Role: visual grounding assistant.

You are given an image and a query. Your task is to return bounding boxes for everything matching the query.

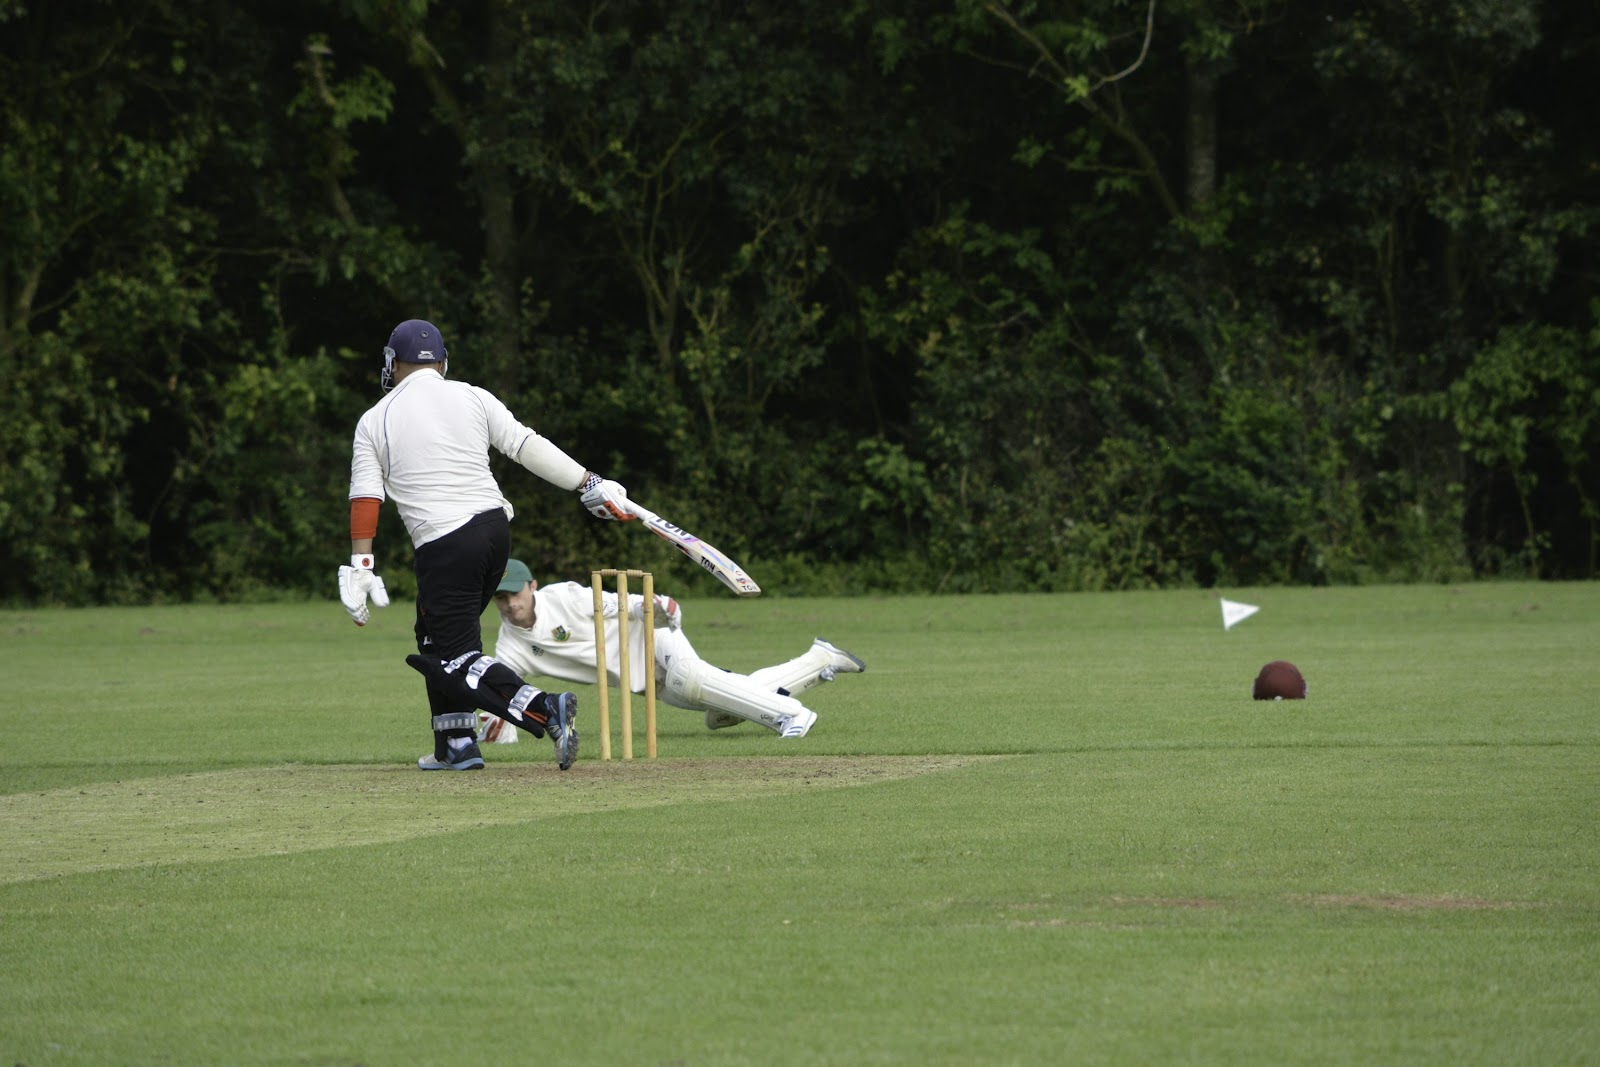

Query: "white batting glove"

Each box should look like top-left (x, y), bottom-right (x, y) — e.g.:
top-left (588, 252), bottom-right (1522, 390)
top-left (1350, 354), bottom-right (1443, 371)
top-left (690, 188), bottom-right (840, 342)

top-left (338, 553), bottom-right (390, 626)
top-left (578, 473), bottom-right (633, 521)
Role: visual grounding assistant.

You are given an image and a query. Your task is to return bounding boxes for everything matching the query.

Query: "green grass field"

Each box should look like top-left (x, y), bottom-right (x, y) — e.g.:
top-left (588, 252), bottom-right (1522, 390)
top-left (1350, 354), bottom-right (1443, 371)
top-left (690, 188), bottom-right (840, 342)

top-left (3, 581), bottom-right (1597, 1065)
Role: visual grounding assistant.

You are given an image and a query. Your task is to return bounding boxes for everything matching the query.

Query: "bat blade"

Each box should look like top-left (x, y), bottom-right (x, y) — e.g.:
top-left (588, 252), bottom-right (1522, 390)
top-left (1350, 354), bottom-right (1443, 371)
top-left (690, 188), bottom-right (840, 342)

top-left (625, 503), bottom-right (762, 597)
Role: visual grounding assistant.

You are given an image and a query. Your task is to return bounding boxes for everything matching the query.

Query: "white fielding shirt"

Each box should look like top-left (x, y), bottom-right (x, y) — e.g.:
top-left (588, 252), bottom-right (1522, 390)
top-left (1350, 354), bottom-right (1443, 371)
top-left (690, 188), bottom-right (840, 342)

top-left (349, 369), bottom-right (587, 547)
top-left (494, 582), bottom-right (698, 694)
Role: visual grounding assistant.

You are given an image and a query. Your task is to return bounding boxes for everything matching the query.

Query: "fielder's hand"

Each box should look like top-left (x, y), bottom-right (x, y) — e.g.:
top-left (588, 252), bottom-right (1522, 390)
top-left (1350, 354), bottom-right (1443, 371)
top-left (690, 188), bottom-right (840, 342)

top-left (578, 473), bottom-right (633, 521)
top-left (631, 594), bottom-right (682, 630)
top-left (339, 553), bottom-right (390, 626)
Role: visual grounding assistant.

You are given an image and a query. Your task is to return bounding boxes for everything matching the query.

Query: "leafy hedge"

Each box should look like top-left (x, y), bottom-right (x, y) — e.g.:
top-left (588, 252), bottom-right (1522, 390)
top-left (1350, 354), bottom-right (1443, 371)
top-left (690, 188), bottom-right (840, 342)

top-left (2, 0), bottom-right (1595, 604)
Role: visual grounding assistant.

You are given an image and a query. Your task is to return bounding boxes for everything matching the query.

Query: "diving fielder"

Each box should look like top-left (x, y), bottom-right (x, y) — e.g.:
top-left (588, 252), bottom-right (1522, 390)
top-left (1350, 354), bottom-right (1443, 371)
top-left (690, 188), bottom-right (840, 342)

top-left (486, 559), bottom-right (866, 741)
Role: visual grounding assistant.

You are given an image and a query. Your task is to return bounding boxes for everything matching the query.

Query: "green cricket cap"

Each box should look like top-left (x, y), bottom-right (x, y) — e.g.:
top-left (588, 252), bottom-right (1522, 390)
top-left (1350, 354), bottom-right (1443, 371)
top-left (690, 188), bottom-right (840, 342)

top-left (497, 559), bottom-right (533, 594)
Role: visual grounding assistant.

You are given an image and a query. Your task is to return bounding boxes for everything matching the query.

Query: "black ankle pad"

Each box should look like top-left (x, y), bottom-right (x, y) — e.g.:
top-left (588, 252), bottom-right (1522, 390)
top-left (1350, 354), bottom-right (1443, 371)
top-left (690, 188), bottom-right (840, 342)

top-left (432, 712), bottom-right (477, 734)
top-left (509, 685), bottom-right (541, 720)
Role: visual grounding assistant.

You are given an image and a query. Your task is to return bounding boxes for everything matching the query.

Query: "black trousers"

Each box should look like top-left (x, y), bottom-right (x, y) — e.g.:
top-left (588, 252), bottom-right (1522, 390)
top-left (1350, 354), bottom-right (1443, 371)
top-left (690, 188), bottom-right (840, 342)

top-left (412, 509), bottom-right (511, 719)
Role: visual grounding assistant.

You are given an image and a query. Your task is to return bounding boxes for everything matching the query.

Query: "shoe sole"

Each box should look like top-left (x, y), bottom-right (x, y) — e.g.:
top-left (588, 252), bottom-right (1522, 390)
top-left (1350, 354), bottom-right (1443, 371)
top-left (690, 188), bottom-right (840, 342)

top-left (815, 637), bottom-right (866, 673)
top-left (417, 756), bottom-right (486, 771)
top-left (549, 693), bottom-right (579, 770)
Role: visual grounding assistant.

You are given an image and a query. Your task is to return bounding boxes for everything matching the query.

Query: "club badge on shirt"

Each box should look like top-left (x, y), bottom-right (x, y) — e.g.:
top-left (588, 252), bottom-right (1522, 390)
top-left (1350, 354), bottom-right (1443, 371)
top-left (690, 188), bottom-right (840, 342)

top-left (551, 626), bottom-right (571, 642)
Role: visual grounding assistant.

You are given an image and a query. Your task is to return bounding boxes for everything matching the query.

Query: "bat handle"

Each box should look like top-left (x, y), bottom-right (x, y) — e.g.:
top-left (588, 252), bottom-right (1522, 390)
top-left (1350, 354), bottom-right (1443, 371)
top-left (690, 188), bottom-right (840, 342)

top-left (624, 500), bottom-right (659, 524)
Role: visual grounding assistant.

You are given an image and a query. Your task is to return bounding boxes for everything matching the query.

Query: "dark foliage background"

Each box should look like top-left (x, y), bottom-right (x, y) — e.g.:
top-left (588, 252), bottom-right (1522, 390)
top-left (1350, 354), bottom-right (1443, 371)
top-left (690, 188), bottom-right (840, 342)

top-left (3, 0), bottom-right (1596, 604)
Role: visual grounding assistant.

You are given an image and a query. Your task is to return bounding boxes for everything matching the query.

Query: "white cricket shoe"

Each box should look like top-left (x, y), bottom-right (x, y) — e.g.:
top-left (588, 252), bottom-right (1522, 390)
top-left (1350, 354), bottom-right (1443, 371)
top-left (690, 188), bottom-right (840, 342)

top-left (705, 709), bottom-right (744, 730)
top-left (777, 709), bottom-right (817, 738)
top-left (813, 638), bottom-right (866, 681)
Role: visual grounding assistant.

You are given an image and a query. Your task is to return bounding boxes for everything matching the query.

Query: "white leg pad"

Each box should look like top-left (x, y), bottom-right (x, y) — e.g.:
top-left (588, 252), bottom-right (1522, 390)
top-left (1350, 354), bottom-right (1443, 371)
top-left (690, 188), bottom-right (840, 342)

top-left (748, 644), bottom-right (835, 697)
top-left (664, 655), bottom-right (816, 736)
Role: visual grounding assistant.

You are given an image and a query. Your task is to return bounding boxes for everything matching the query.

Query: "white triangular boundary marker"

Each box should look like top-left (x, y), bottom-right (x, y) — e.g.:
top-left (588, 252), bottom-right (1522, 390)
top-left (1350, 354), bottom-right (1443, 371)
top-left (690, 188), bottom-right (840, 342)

top-left (1220, 598), bottom-right (1259, 631)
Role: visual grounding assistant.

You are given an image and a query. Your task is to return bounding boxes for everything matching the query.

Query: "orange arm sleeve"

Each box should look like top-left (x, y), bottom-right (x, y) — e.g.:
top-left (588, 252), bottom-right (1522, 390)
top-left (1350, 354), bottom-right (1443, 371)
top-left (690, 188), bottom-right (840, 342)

top-left (350, 497), bottom-right (381, 541)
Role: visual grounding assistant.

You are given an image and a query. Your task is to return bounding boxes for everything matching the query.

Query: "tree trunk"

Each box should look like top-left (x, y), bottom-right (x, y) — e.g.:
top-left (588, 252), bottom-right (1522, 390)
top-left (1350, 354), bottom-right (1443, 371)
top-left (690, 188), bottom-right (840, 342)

top-left (1185, 55), bottom-right (1219, 211)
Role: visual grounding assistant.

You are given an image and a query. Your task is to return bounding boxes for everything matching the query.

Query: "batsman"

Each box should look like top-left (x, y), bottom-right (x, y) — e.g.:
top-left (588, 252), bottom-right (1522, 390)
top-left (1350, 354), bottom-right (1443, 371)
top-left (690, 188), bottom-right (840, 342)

top-left (341, 318), bottom-right (635, 772)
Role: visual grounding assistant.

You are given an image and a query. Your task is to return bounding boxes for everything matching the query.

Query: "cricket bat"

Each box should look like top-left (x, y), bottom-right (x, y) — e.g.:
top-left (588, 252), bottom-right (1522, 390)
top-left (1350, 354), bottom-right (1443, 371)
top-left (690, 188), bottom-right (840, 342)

top-left (624, 502), bottom-right (762, 597)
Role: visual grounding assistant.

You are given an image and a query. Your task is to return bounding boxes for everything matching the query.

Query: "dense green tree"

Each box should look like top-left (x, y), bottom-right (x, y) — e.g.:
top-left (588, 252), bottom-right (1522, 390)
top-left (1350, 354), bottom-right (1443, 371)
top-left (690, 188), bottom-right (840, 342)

top-left (1, 1), bottom-right (245, 601)
top-left (1, 0), bottom-right (1595, 604)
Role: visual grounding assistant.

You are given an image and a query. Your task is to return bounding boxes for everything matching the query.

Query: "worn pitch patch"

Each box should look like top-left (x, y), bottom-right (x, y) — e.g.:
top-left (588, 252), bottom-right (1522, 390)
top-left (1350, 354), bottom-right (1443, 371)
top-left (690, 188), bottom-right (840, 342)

top-left (2, 755), bottom-right (997, 884)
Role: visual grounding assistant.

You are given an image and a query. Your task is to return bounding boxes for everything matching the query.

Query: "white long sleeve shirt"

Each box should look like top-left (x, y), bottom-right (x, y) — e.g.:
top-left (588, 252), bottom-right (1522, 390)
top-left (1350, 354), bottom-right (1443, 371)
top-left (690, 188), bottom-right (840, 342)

top-left (494, 582), bottom-right (698, 694)
top-left (349, 369), bottom-right (586, 547)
